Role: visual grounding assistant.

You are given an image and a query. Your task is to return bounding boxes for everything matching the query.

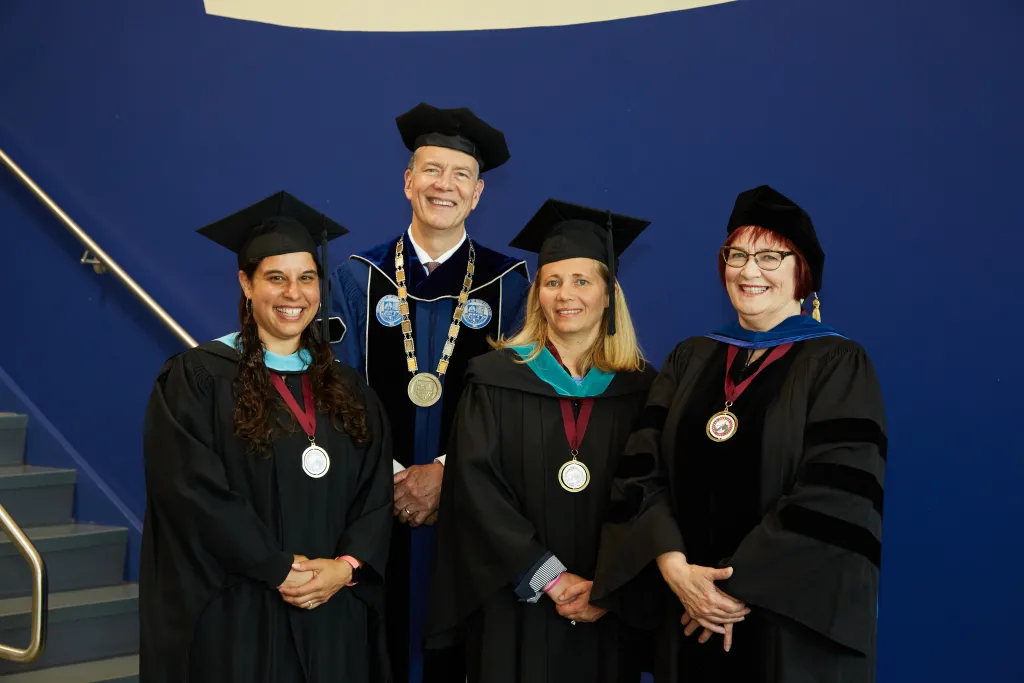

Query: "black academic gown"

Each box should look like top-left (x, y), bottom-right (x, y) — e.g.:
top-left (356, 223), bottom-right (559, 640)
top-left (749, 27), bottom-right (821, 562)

top-left (426, 349), bottom-right (658, 683)
top-left (593, 336), bottom-right (886, 683)
top-left (139, 341), bottom-right (394, 683)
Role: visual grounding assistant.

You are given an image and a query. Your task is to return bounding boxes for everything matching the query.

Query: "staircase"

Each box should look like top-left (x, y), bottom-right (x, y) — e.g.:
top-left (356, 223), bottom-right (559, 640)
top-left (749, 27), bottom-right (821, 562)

top-left (0, 413), bottom-right (139, 682)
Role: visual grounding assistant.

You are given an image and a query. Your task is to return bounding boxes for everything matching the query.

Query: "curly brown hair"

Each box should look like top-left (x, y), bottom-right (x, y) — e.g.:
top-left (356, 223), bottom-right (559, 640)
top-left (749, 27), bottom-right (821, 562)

top-left (232, 260), bottom-right (371, 453)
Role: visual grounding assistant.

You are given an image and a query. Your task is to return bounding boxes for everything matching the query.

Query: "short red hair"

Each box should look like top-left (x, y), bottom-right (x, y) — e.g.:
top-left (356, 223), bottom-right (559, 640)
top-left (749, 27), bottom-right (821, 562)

top-left (718, 225), bottom-right (814, 301)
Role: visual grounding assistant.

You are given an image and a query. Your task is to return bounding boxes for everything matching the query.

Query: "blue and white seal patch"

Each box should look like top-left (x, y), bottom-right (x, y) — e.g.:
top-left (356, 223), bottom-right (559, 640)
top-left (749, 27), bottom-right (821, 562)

top-left (376, 294), bottom-right (403, 327)
top-left (461, 298), bottom-right (493, 330)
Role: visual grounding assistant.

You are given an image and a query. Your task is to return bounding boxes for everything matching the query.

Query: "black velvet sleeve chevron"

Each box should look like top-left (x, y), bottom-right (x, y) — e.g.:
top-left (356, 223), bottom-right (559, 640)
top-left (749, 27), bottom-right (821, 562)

top-left (722, 341), bottom-right (887, 657)
top-left (591, 341), bottom-right (692, 616)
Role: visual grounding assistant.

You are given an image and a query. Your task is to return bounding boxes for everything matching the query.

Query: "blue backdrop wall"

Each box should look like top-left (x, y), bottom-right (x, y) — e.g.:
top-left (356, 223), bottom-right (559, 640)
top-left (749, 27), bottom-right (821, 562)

top-left (1, 0), bottom-right (1021, 680)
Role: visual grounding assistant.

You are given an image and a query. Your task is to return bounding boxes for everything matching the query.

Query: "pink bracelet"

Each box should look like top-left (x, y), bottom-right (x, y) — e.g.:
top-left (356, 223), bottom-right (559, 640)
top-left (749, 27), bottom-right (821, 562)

top-left (542, 573), bottom-right (565, 593)
top-left (337, 555), bottom-right (360, 586)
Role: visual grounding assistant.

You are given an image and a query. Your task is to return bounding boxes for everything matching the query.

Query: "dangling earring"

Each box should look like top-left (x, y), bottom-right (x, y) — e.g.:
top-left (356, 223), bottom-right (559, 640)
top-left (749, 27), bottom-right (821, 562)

top-left (811, 292), bottom-right (821, 322)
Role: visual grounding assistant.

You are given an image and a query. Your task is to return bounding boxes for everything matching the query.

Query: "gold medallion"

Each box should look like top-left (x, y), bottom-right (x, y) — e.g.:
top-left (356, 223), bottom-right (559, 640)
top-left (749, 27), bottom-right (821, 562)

top-left (395, 236), bottom-right (475, 406)
top-left (407, 372), bottom-right (442, 407)
top-left (558, 456), bottom-right (590, 493)
top-left (706, 409), bottom-right (738, 442)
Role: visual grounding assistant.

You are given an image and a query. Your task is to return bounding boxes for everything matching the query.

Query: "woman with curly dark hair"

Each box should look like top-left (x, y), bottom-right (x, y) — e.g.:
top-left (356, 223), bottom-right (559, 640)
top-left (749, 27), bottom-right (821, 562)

top-left (139, 192), bottom-right (393, 683)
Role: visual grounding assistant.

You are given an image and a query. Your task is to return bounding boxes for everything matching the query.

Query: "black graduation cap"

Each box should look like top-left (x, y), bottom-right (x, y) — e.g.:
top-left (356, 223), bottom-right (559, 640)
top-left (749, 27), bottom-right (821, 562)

top-left (509, 199), bottom-right (651, 335)
top-left (396, 103), bottom-right (510, 173)
top-left (726, 185), bottom-right (825, 292)
top-left (196, 190), bottom-right (349, 343)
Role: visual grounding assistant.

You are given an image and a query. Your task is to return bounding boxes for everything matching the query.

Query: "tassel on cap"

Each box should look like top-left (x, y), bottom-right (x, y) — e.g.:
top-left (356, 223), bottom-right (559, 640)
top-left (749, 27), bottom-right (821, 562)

top-left (320, 221), bottom-right (330, 343)
top-left (811, 292), bottom-right (821, 322)
top-left (605, 210), bottom-right (617, 336)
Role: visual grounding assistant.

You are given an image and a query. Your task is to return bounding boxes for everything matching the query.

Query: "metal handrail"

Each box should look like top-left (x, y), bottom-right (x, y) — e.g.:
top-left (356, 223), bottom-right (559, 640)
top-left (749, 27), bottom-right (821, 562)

top-left (1, 148), bottom-right (198, 348)
top-left (0, 502), bottom-right (47, 663)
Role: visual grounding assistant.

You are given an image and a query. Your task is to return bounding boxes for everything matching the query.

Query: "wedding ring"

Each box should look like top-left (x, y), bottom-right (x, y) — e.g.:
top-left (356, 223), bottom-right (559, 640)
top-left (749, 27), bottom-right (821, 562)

top-left (307, 600), bottom-right (313, 609)
top-left (404, 507), bottom-right (411, 516)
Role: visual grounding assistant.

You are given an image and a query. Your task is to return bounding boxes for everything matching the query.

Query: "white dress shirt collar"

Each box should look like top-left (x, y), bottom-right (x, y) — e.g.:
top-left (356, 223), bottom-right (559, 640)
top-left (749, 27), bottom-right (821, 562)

top-left (406, 226), bottom-right (467, 274)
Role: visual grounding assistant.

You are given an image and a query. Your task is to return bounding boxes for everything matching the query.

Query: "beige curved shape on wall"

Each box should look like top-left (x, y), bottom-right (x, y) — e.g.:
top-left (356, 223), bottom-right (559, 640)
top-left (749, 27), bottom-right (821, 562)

top-left (203, 0), bottom-right (734, 32)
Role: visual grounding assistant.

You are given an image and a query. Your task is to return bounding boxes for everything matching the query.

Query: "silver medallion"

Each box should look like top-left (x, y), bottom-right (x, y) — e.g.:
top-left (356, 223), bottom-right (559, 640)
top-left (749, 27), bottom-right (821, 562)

top-left (706, 409), bottom-right (739, 442)
top-left (302, 444), bottom-right (331, 478)
top-left (407, 372), bottom-right (442, 407)
top-left (558, 458), bottom-right (591, 493)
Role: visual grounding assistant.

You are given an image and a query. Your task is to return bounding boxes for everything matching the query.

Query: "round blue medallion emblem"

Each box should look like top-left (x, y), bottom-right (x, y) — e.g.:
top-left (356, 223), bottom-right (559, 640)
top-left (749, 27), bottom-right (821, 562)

top-left (462, 298), bottom-right (493, 330)
top-left (376, 294), bottom-right (403, 327)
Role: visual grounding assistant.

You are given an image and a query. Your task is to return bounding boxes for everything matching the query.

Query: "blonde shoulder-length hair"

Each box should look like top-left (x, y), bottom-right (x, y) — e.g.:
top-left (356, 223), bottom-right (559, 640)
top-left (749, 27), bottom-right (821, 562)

top-left (491, 262), bottom-right (646, 374)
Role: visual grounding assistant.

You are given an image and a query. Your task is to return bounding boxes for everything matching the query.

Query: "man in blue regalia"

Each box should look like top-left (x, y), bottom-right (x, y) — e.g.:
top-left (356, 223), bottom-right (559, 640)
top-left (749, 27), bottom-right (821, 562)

top-left (329, 102), bottom-right (530, 683)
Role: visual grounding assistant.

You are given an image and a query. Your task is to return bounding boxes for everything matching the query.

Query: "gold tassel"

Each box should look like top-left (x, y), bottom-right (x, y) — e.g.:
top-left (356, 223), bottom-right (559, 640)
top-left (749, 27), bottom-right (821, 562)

top-left (811, 292), bottom-right (821, 322)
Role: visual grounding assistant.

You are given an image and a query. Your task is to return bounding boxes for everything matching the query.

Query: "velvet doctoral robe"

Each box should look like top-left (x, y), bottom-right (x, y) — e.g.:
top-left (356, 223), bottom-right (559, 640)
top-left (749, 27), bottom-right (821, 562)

top-left (329, 234), bottom-right (530, 683)
top-left (593, 334), bottom-right (887, 683)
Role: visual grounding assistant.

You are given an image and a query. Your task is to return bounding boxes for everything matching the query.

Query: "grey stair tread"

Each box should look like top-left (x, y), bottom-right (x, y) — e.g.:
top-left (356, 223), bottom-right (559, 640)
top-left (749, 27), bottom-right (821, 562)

top-left (0, 525), bottom-right (129, 599)
top-left (0, 585), bottom-right (139, 675)
top-left (0, 465), bottom-right (73, 474)
top-left (0, 417), bottom-right (28, 466)
top-left (0, 524), bottom-right (127, 556)
top-left (0, 584), bottom-right (138, 622)
top-left (0, 466), bottom-right (76, 490)
top-left (0, 467), bottom-right (75, 527)
top-left (0, 470), bottom-right (75, 527)
top-left (0, 654), bottom-right (139, 682)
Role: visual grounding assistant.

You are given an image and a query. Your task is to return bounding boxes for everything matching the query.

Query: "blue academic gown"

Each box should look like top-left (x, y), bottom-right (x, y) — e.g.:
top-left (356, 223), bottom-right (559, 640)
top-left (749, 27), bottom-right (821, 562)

top-left (329, 232), bottom-right (530, 683)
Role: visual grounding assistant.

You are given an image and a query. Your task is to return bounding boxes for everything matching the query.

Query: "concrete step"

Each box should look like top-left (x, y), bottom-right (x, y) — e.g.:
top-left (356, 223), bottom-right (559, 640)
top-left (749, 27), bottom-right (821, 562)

top-left (0, 654), bottom-right (138, 682)
top-left (0, 525), bottom-right (127, 599)
top-left (0, 466), bottom-right (76, 527)
top-left (0, 414), bottom-right (27, 466)
top-left (0, 585), bottom-right (138, 674)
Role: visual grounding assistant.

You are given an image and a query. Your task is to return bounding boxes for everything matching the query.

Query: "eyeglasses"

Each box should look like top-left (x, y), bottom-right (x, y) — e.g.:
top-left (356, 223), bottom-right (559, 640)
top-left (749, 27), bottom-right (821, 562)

top-left (720, 247), bottom-right (794, 271)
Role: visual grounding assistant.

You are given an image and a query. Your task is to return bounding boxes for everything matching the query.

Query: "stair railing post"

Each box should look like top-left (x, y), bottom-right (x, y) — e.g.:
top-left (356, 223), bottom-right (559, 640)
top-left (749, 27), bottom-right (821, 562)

top-left (0, 501), bottom-right (47, 663)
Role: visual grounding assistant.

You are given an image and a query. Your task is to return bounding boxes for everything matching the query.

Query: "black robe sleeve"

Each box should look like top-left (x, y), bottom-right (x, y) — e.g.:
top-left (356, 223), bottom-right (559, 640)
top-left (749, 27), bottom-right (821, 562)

top-left (426, 382), bottom-right (552, 641)
top-left (335, 378), bottom-right (394, 580)
top-left (592, 342), bottom-right (691, 610)
top-left (143, 351), bottom-right (294, 588)
top-left (721, 341), bottom-right (886, 656)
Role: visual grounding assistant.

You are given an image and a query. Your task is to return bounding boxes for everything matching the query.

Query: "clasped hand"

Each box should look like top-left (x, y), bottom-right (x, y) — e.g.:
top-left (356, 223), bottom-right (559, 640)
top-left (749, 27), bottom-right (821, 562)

top-left (657, 552), bottom-right (750, 652)
top-left (394, 463), bottom-right (443, 527)
top-left (277, 554), bottom-right (353, 610)
top-left (547, 573), bottom-right (607, 623)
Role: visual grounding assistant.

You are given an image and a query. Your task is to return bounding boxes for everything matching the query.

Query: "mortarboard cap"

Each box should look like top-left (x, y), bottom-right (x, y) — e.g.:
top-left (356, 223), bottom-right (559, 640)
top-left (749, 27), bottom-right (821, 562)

top-left (197, 191), bottom-right (348, 269)
top-left (510, 198), bottom-right (651, 335)
top-left (196, 190), bottom-right (349, 343)
top-left (726, 185), bottom-right (825, 291)
top-left (396, 103), bottom-right (510, 173)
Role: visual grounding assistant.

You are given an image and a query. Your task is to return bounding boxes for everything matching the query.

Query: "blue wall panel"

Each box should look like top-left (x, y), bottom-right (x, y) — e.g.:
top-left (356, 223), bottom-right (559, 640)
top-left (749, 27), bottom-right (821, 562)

top-left (1, 0), bottom-right (1021, 679)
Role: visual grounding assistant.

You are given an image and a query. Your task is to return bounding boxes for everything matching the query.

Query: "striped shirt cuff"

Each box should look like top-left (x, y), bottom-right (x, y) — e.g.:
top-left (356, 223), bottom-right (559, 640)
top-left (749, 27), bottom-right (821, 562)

top-left (513, 553), bottom-right (567, 603)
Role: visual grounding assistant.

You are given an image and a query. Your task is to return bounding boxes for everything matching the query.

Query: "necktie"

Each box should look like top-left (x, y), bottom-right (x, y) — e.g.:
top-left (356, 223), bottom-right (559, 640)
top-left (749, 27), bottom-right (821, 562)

top-left (424, 261), bottom-right (441, 274)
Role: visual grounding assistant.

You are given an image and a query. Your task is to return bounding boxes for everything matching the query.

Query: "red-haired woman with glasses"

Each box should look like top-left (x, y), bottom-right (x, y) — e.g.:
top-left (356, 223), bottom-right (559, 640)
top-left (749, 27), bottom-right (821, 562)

top-left (593, 186), bottom-right (887, 682)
